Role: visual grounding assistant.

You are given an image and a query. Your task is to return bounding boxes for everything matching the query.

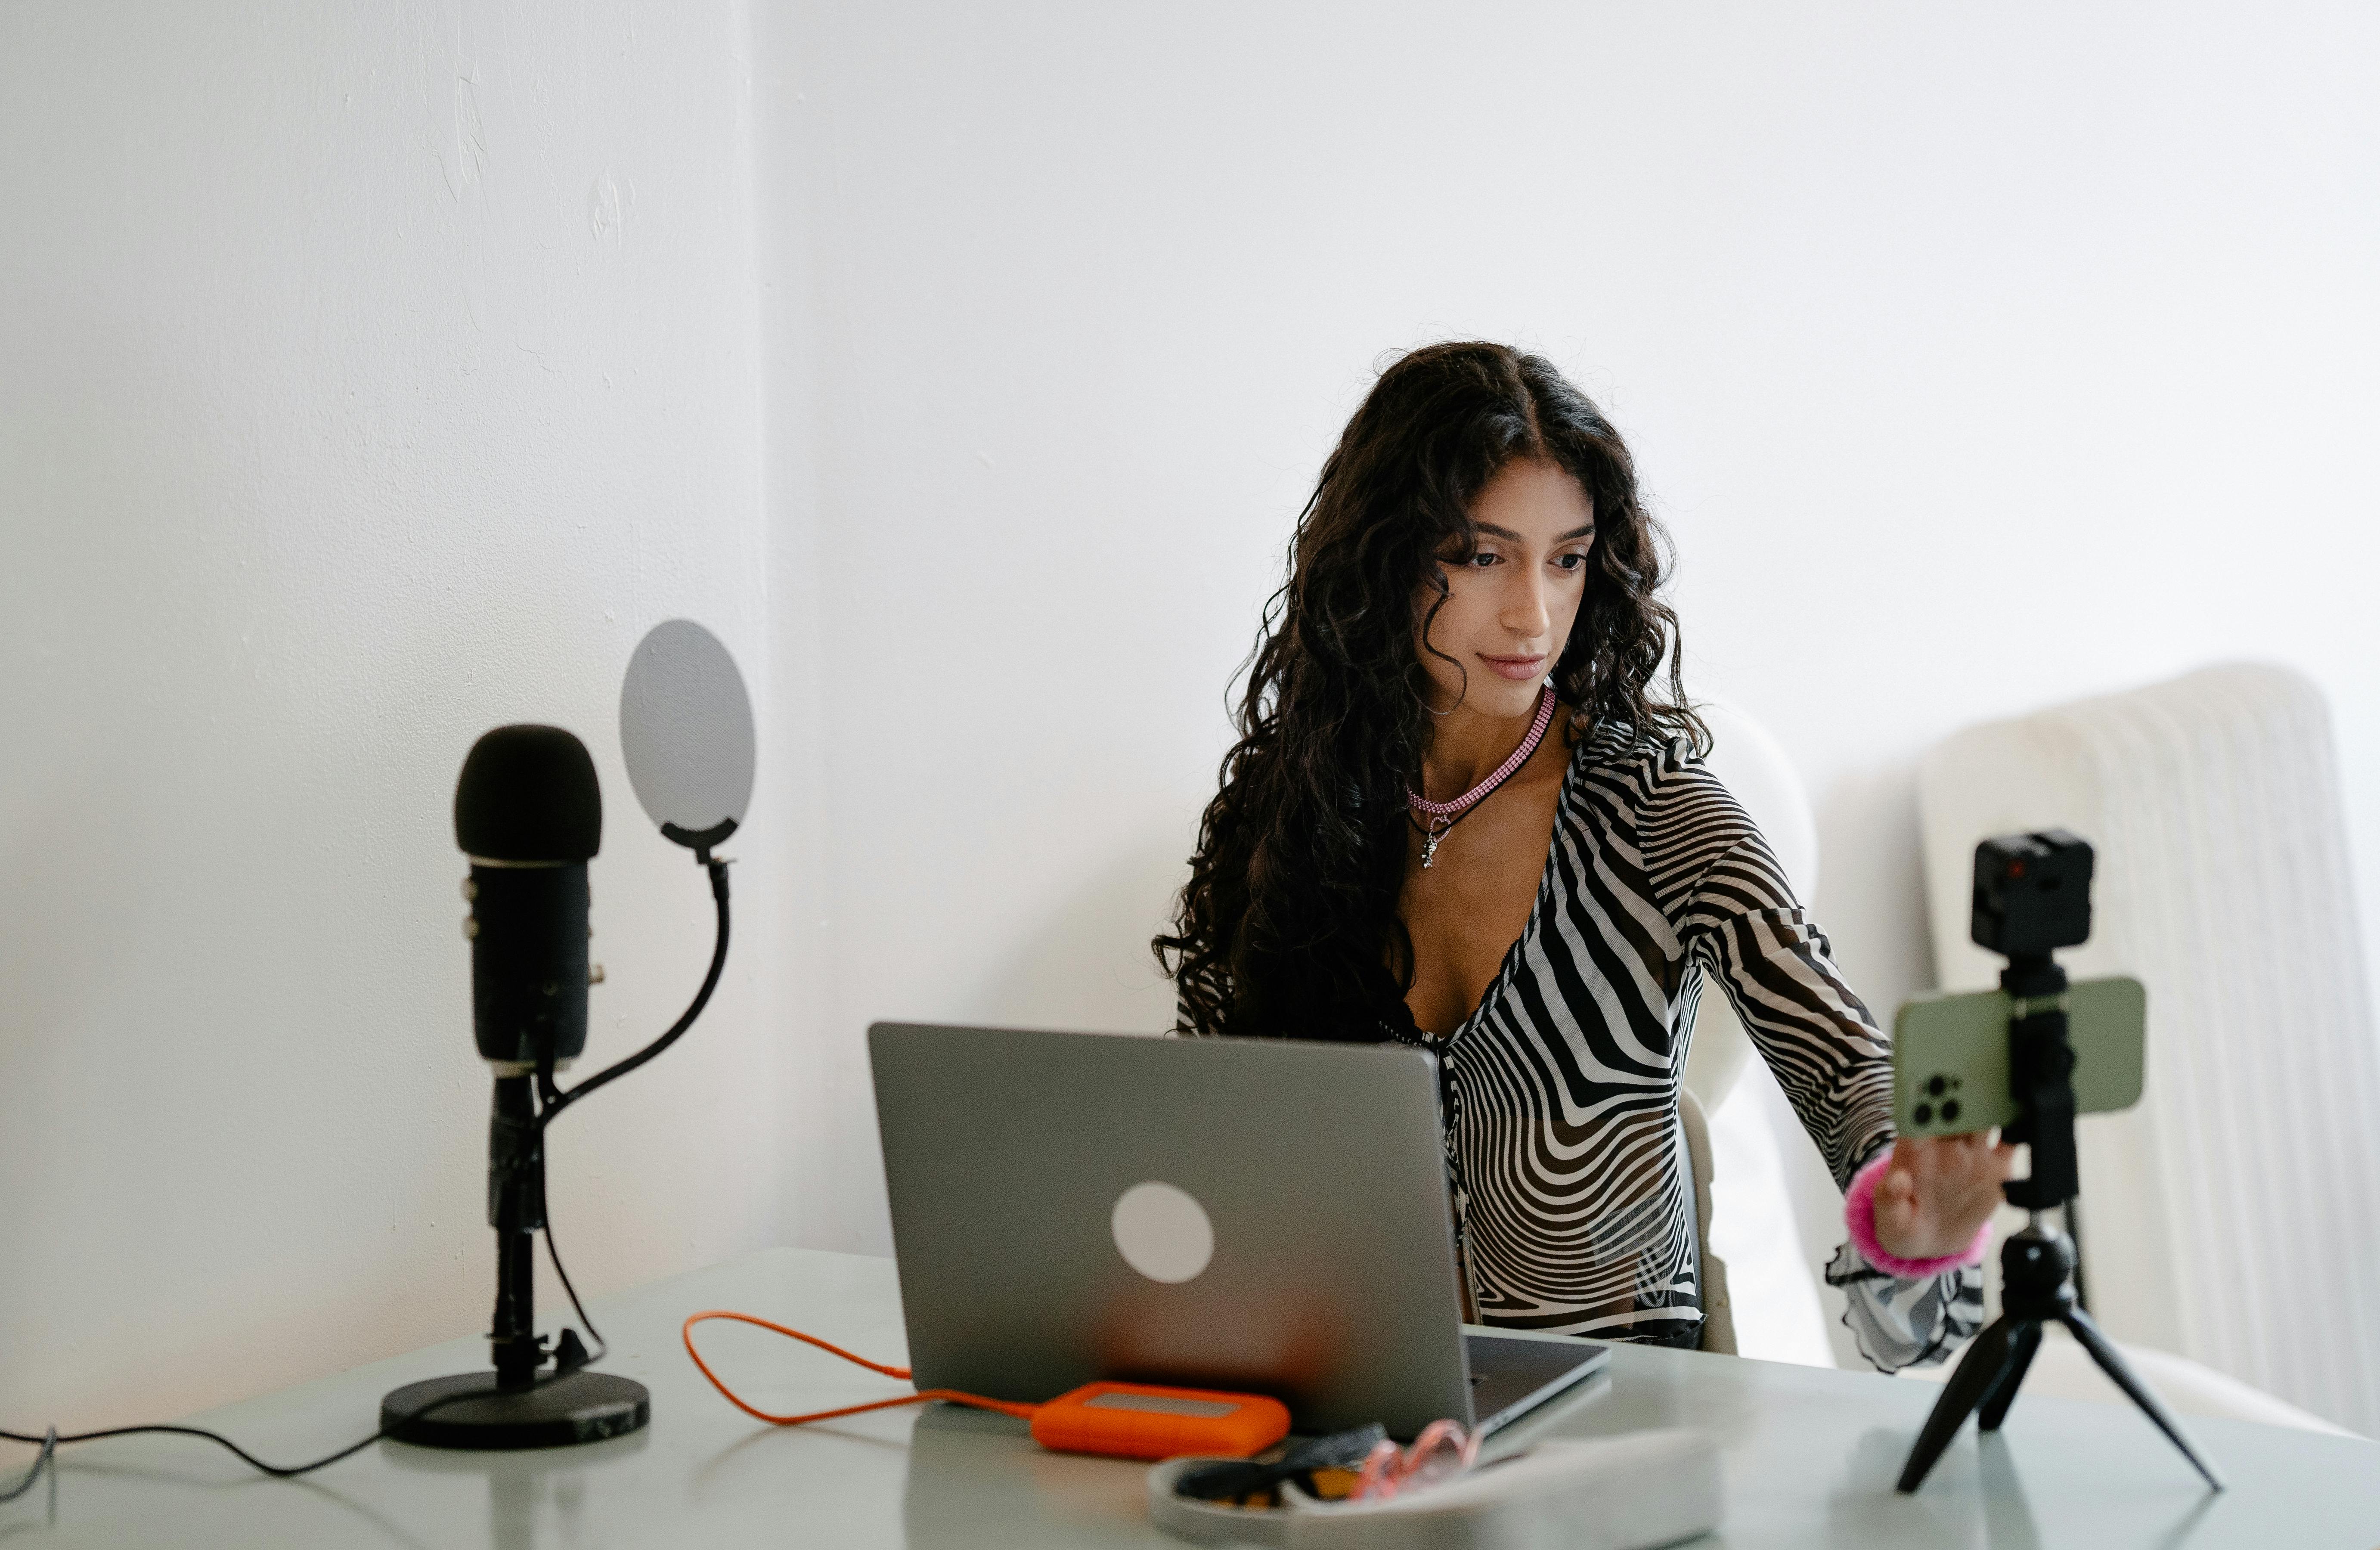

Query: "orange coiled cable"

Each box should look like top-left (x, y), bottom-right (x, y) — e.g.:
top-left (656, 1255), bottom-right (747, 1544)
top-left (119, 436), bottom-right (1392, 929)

top-left (682, 1310), bottom-right (1039, 1426)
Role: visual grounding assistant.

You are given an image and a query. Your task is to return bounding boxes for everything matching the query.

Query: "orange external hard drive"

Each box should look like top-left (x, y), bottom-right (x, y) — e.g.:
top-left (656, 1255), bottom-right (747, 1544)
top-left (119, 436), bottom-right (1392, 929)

top-left (1029, 1382), bottom-right (1291, 1461)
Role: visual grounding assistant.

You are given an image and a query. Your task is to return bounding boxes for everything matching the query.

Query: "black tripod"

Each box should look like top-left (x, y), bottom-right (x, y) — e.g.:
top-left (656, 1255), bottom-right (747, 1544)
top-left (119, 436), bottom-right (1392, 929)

top-left (1896, 941), bottom-right (2223, 1494)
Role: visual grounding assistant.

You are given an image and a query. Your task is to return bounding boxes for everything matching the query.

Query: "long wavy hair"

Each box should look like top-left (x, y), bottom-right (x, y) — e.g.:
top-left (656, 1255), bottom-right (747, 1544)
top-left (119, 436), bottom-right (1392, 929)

top-left (1155, 342), bottom-right (1703, 1042)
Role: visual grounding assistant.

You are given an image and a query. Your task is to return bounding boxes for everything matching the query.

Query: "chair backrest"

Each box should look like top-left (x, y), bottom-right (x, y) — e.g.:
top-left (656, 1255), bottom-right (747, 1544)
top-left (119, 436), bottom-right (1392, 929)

top-left (1678, 1087), bottom-right (1736, 1355)
top-left (1682, 701), bottom-right (1822, 1114)
top-left (1917, 663), bottom-right (2380, 1435)
top-left (1677, 701), bottom-right (1822, 1360)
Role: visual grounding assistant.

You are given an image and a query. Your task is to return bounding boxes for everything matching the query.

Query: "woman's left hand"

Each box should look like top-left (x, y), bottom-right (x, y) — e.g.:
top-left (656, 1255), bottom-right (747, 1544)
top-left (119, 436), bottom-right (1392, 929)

top-left (1870, 1132), bottom-right (2017, 1262)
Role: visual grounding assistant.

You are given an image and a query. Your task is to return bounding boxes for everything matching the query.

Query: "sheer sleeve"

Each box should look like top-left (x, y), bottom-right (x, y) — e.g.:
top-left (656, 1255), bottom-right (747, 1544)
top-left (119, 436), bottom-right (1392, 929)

top-left (1679, 822), bottom-right (1984, 1370)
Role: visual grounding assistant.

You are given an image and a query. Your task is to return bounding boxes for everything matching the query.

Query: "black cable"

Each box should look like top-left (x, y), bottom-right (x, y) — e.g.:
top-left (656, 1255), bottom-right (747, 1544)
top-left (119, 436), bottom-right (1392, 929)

top-left (6, 856), bottom-right (730, 1494)
top-left (539, 1158), bottom-right (606, 1370)
top-left (0, 1270), bottom-right (629, 1488)
top-left (1, 1032), bottom-right (636, 1486)
top-left (2067, 1192), bottom-right (2090, 1313)
top-left (0, 1159), bottom-right (631, 1485)
top-left (0, 1429), bottom-right (54, 1503)
top-left (537, 858), bottom-right (729, 1131)
top-left (0, 1380), bottom-right (504, 1482)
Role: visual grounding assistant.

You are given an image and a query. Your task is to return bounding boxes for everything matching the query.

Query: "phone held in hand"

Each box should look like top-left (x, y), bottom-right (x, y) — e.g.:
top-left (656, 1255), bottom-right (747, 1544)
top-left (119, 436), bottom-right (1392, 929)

top-left (1892, 976), bottom-right (2147, 1137)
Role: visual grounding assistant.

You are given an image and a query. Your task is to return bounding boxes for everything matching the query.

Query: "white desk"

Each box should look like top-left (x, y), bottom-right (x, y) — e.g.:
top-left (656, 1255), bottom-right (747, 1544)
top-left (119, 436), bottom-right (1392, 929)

top-left (6, 1246), bottom-right (2376, 1547)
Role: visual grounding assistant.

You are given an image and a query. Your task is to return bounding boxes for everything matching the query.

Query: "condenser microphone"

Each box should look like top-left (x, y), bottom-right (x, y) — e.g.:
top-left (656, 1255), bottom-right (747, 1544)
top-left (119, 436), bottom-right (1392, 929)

top-left (454, 725), bottom-right (602, 1069)
top-left (384, 722), bottom-right (646, 1448)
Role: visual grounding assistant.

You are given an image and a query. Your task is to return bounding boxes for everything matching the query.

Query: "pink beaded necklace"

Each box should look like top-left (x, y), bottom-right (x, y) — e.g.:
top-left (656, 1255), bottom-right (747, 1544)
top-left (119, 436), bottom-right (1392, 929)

top-left (1407, 685), bottom-right (1558, 869)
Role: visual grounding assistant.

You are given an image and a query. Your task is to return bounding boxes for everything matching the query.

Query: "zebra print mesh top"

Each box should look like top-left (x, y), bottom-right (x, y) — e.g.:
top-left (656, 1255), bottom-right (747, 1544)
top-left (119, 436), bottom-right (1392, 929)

top-left (1381, 722), bottom-right (1983, 1370)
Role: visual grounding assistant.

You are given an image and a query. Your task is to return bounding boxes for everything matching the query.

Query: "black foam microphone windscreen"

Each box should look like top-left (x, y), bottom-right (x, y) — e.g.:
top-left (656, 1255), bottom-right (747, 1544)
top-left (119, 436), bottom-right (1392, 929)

top-left (455, 724), bottom-right (602, 863)
top-left (456, 726), bottom-right (602, 1066)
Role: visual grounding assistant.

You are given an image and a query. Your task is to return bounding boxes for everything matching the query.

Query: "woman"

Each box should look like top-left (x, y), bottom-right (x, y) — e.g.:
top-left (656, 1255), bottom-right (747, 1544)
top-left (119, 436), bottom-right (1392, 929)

top-left (1156, 342), bottom-right (2008, 1367)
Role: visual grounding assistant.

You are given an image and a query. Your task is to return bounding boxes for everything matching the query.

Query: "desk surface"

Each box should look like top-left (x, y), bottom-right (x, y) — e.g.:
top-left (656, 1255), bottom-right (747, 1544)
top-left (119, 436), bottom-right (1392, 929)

top-left (6, 1246), bottom-right (2376, 1548)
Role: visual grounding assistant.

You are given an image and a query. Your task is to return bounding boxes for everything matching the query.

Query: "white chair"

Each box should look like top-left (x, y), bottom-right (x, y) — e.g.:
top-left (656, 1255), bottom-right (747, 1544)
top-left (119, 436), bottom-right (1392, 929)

top-left (1916, 663), bottom-right (2380, 1436)
top-left (1680, 701), bottom-right (1837, 1365)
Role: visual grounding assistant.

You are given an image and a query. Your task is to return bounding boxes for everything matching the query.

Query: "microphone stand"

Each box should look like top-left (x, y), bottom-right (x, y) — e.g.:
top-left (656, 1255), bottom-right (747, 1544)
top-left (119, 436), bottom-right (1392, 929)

top-left (382, 853), bottom-right (730, 1450)
top-left (488, 1072), bottom-right (555, 1392)
top-left (377, 1064), bottom-right (650, 1449)
top-left (1895, 949), bottom-right (2222, 1493)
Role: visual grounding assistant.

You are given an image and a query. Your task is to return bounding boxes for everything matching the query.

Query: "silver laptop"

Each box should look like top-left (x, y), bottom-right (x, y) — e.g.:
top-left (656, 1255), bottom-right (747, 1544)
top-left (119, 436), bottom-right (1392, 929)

top-left (868, 1023), bottom-right (1607, 1439)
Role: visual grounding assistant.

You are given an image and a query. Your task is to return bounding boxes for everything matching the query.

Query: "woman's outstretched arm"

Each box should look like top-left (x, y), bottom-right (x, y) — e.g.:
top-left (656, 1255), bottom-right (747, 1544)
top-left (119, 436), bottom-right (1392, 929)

top-left (1660, 753), bottom-right (1994, 1370)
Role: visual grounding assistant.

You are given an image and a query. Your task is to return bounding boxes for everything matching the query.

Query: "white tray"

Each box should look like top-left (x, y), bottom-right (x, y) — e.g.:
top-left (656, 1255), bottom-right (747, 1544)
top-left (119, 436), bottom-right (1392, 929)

top-left (1148, 1428), bottom-right (1720, 1550)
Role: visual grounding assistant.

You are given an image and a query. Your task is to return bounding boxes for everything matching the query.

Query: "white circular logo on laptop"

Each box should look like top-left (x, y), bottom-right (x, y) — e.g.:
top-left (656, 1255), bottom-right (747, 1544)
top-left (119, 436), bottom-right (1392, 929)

top-left (1109, 1181), bottom-right (1214, 1284)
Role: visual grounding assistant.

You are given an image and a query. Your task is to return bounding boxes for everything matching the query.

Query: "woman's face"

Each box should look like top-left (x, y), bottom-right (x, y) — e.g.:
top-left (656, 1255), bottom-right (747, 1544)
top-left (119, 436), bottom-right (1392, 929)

top-left (1414, 457), bottom-right (1596, 719)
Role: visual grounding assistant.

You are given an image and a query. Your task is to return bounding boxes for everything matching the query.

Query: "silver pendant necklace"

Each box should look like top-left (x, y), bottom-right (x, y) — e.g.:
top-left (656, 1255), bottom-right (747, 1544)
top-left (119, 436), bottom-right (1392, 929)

top-left (1419, 815), bottom-right (1453, 869)
top-left (1407, 687), bottom-right (1557, 870)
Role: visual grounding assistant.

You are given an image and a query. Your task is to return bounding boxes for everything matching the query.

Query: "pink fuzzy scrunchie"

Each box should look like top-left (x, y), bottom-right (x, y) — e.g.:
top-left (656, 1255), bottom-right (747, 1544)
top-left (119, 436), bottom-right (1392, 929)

top-left (1844, 1149), bottom-right (1993, 1279)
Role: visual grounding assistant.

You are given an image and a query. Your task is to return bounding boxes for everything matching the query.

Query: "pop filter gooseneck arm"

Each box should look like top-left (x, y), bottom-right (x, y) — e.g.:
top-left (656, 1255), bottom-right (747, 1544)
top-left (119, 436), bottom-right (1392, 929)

top-left (534, 852), bottom-right (731, 1130)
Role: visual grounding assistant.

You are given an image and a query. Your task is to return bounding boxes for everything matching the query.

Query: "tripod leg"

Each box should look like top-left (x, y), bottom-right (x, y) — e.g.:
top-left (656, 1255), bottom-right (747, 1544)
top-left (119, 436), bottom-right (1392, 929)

top-left (1977, 1323), bottom-right (2042, 1431)
top-left (2061, 1310), bottom-right (2225, 1491)
top-left (1897, 1319), bottom-right (2013, 1494)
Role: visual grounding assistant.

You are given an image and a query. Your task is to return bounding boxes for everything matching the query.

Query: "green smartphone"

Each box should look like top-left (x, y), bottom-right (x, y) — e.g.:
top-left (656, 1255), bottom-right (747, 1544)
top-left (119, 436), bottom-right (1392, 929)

top-left (1891, 976), bottom-right (2147, 1138)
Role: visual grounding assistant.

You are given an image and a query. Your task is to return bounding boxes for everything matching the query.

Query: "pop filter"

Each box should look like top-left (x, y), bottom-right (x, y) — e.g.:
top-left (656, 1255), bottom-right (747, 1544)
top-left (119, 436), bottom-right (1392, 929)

top-left (619, 619), bottom-right (754, 857)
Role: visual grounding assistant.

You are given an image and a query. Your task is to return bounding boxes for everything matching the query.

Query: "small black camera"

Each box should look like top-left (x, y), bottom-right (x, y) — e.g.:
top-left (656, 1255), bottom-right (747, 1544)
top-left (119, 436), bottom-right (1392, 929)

top-left (1970, 830), bottom-right (2094, 958)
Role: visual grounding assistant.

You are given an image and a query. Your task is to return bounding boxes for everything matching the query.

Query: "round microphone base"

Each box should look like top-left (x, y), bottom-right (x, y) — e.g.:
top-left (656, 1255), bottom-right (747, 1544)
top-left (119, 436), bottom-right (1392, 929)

top-left (381, 1370), bottom-right (650, 1451)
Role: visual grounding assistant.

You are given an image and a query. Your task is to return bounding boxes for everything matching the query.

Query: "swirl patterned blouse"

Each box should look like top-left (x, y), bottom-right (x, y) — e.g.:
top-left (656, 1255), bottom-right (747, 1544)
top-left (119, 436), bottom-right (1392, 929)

top-left (1380, 723), bottom-right (1982, 1369)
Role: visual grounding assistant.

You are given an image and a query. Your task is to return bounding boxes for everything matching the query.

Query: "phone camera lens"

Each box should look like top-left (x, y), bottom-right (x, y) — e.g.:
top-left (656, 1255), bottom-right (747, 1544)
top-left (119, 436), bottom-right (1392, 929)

top-left (1927, 1076), bottom-right (1947, 1097)
top-left (1941, 1100), bottom-right (1961, 1123)
top-left (1914, 1103), bottom-right (1934, 1125)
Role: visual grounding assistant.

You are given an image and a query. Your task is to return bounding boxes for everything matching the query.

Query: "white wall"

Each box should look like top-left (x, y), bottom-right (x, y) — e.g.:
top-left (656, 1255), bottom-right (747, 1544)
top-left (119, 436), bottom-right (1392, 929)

top-left (756, 0), bottom-right (2380, 1335)
top-left (9, 0), bottom-right (2378, 1431)
top-left (0, 2), bottom-right (786, 1429)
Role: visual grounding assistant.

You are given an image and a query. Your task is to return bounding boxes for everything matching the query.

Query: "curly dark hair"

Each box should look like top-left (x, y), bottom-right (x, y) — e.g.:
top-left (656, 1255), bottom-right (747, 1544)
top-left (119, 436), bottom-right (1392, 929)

top-left (1155, 342), bottom-right (1703, 1042)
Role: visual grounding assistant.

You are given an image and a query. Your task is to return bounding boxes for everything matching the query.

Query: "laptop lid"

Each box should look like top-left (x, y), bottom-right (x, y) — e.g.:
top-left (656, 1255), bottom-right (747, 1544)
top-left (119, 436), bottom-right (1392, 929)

top-left (869, 1022), bottom-right (1484, 1437)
